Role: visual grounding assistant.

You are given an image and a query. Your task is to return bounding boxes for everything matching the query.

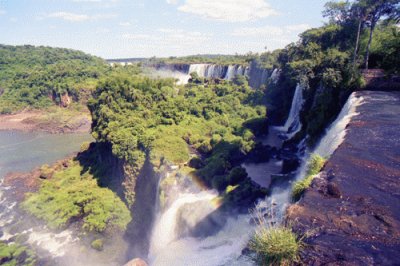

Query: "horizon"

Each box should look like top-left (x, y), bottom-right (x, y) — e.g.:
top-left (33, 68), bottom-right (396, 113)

top-left (0, 0), bottom-right (328, 58)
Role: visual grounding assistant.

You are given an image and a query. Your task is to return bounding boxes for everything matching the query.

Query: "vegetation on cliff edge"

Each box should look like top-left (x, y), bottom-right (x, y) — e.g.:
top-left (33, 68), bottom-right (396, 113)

top-left (22, 160), bottom-right (131, 232)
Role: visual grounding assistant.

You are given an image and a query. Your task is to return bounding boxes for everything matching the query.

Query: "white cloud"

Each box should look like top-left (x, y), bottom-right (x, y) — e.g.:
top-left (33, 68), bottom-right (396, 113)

top-left (72, 0), bottom-right (118, 2)
top-left (174, 0), bottom-right (278, 22)
top-left (47, 12), bottom-right (116, 22)
top-left (231, 24), bottom-right (311, 37)
top-left (119, 21), bottom-right (131, 27)
top-left (0, 9), bottom-right (6, 15)
top-left (122, 29), bottom-right (212, 47)
top-left (72, 0), bottom-right (102, 2)
top-left (166, 0), bottom-right (179, 4)
top-left (48, 12), bottom-right (90, 22)
top-left (284, 24), bottom-right (311, 32)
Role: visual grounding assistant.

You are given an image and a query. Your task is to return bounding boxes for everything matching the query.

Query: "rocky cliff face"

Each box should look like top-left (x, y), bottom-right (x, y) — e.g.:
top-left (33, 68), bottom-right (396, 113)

top-left (286, 91), bottom-right (400, 265)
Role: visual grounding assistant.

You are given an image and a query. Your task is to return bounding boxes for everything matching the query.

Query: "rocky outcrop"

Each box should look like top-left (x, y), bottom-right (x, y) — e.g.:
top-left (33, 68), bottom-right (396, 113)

top-left (286, 91), bottom-right (400, 265)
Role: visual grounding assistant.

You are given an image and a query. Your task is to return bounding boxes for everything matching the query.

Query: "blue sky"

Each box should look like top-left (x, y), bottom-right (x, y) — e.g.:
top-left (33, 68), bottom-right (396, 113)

top-left (0, 0), bottom-right (328, 59)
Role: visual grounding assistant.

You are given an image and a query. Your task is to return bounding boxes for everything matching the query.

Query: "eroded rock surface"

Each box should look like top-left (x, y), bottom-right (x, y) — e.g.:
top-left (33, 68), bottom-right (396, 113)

top-left (287, 91), bottom-right (400, 265)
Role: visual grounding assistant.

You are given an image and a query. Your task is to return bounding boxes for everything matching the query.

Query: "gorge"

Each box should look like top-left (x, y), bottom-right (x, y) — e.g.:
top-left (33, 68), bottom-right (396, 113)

top-left (0, 1), bottom-right (399, 265)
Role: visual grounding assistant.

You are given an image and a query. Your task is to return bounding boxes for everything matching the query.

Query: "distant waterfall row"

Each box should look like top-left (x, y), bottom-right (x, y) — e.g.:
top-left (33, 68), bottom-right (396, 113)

top-left (151, 62), bottom-right (277, 88)
top-left (188, 64), bottom-right (247, 80)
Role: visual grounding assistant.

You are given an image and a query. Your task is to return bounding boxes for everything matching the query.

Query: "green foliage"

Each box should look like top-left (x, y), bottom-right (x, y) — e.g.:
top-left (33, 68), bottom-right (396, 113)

top-left (292, 154), bottom-right (326, 201)
top-left (89, 74), bottom-right (266, 168)
top-left (189, 72), bottom-right (204, 84)
top-left (22, 161), bottom-right (131, 232)
top-left (0, 44), bottom-right (111, 112)
top-left (362, 22), bottom-right (400, 73)
top-left (91, 239), bottom-right (104, 251)
top-left (250, 225), bottom-right (301, 266)
top-left (0, 242), bottom-right (36, 266)
top-left (88, 71), bottom-right (267, 199)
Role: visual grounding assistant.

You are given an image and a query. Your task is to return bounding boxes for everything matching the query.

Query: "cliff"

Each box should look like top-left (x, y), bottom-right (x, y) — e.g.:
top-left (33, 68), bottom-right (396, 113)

top-left (286, 91), bottom-right (400, 265)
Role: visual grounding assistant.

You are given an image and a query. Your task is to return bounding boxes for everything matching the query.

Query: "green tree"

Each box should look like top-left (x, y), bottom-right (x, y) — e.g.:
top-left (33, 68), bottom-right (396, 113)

top-left (364, 0), bottom-right (400, 69)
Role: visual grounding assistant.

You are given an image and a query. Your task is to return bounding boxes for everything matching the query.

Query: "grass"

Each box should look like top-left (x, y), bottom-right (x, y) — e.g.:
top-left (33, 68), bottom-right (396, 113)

top-left (249, 212), bottom-right (302, 266)
top-left (22, 160), bottom-right (131, 233)
top-left (292, 154), bottom-right (326, 201)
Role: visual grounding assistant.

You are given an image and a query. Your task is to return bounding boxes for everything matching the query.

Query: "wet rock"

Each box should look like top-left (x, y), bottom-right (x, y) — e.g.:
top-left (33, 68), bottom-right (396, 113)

top-left (188, 157), bottom-right (204, 169)
top-left (327, 182), bottom-right (341, 198)
top-left (124, 258), bottom-right (148, 266)
top-left (286, 91), bottom-right (400, 265)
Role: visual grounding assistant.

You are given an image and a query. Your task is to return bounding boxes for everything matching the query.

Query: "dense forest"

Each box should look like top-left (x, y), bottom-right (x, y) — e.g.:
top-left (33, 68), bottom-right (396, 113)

top-left (0, 0), bottom-right (399, 265)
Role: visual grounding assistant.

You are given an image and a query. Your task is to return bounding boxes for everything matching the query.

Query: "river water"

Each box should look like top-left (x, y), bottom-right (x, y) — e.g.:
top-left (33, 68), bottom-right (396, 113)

top-left (0, 131), bottom-right (92, 179)
top-left (0, 130), bottom-right (94, 263)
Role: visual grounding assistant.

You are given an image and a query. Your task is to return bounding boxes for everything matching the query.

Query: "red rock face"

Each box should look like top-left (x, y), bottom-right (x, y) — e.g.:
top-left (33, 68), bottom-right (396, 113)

top-left (286, 91), bottom-right (400, 265)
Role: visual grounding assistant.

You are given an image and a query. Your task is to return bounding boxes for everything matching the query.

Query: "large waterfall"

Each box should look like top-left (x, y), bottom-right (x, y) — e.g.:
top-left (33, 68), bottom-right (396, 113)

top-left (276, 84), bottom-right (304, 139)
top-left (270, 92), bottom-right (364, 220)
top-left (147, 179), bottom-right (256, 266)
top-left (313, 93), bottom-right (363, 158)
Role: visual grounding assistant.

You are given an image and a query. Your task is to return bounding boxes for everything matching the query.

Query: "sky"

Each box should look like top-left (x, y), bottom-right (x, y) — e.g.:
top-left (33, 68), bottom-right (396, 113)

top-left (0, 0), bottom-right (328, 59)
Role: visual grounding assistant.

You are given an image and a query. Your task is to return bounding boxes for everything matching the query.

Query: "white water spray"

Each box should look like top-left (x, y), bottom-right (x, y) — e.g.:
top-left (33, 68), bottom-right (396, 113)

top-left (313, 93), bottom-right (363, 158)
top-left (149, 191), bottom-right (218, 258)
top-left (276, 84), bottom-right (304, 139)
top-left (269, 92), bottom-right (364, 221)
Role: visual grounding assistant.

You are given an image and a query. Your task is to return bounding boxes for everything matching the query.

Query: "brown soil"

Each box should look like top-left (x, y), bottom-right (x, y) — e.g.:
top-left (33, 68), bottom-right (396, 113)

top-left (0, 109), bottom-right (91, 133)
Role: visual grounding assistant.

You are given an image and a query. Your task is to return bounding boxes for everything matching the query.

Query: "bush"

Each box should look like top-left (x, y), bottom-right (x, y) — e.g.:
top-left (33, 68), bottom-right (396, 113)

top-left (249, 213), bottom-right (301, 266)
top-left (250, 225), bottom-right (300, 265)
top-left (0, 242), bottom-right (36, 266)
top-left (292, 154), bottom-right (326, 201)
top-left (0, 107), bottom-right (12, 115)
top-left (91, 239), bottom-right (104, 251)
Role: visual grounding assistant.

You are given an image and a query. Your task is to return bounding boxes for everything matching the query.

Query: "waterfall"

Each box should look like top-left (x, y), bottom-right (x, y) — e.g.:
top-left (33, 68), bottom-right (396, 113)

top-left (268, 92), bottom-right (364, 222)
top-left (276, 84), bottom-right (304, 139)
top-left (149, 191), bottom-right (218, 258)
top-left (187, 64), bottom-right (245, 81)
top-left (188, 64), bottom-right (209, 77)
top-left (313, 92), bottom-right (363, 159)
top-left (270, 69), bottom-right (280, 84)
top-left (147, 171), bottom-right (259, 266)
top-left (224, 65), bottom-right (236, 80)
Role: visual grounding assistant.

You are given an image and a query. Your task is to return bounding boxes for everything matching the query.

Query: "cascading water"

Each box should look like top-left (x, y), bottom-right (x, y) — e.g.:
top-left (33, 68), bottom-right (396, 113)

top-left (276, 84), bottom-right (304, 139)
top-left (149, 191), bottom-right (218, 260)
top-left (224, 65), bottom-right (236, 80)
top-left (188, 64), bottom-right (209, 77)
top-left (270, 69), bottom-right (280, 84)
top-left (269, 92), bottom-right (364, 221)
top-left (313, 93), bottom-right (363, 158)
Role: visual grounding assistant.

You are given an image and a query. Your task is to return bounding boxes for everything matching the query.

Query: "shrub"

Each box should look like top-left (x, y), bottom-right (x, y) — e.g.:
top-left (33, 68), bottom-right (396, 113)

top-left (91, 239), bottom-right (104, 251)
top-left (249, 213), bottom-right (302, 266)
top-left (292, 154), bottom-right (326, 201)
top-left (0, 107), bottom-right (13, 115)
top-left (0, 242), bottom-right (36, 266)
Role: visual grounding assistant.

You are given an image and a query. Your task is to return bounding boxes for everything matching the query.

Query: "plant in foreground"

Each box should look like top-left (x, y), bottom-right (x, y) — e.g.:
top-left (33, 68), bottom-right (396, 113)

top-left (249, 211), bottom-right (302, 266)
